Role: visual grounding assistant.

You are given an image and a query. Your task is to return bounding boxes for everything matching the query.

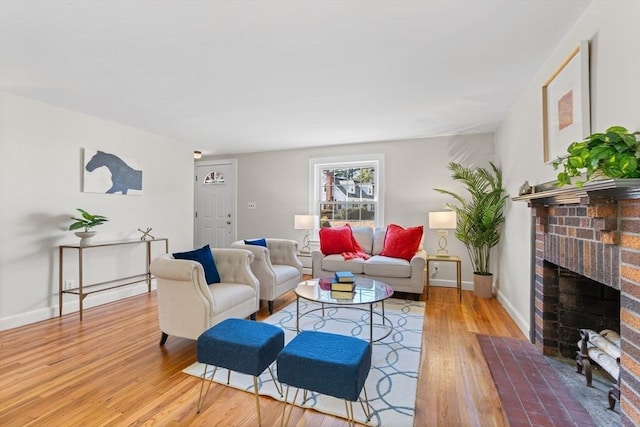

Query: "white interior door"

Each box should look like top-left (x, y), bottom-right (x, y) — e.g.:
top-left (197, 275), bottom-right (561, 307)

top-left (194, 159), bottom-right (237, 248)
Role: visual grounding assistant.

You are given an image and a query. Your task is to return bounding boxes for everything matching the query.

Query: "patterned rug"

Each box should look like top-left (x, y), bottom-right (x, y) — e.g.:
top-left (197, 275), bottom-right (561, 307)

top-left (183, 298), bottom-right (425, 426)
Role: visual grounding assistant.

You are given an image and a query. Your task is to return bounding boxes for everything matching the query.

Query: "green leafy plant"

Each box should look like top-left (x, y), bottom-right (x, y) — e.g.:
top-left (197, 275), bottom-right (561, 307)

top-left (68, 208), bottom-right (108, 232)
top-left (434, 162), bottom-right (507, 275)
top-left (553, 126), bottom-right (640, 188)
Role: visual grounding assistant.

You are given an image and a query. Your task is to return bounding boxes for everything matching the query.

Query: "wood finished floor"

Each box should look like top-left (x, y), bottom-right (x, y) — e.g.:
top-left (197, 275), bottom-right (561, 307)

top-left (0, 286), bottom-right (525, 426)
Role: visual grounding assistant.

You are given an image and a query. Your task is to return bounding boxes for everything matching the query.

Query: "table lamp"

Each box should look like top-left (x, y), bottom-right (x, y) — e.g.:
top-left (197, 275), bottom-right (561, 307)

top-left (294, 214), bottom-right (317, 253)
top-left (428, 211), bottom-right (457, 256)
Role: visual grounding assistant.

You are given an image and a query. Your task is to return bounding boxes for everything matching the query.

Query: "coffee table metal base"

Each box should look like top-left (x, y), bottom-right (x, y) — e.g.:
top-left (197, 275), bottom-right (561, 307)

top-left (295, 297), bottom-right (393, 343)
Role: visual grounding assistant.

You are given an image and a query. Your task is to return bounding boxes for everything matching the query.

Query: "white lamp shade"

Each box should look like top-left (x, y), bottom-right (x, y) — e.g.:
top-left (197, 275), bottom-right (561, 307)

top-left (294, 215), bottom-right (317, 230)
top-left (428, 211), bottom-right (457, 229)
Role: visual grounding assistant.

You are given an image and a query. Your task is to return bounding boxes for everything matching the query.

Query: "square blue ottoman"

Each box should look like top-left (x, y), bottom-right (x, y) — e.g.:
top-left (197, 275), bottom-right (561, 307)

top-left (196, 318), bottom-right (284, 426)
top-left (277, 331), bottom-right (372, 426)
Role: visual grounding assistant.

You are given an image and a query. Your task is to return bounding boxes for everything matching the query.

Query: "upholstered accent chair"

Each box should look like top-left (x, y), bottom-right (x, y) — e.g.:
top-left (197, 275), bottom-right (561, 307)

top-left (231, 239), bottom-right (303, 314)
top-left (150, 248), bottom-right (259, 345)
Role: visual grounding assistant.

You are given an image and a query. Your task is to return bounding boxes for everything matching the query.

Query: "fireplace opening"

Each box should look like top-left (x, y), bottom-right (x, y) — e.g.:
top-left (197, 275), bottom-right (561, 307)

top-left (542, 262), bottom-right (622, 423)
top-left (555, 265), bottom-right (621, 358)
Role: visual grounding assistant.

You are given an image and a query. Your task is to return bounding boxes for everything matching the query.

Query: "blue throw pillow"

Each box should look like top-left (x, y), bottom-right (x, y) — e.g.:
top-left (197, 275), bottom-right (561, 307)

top-left (244, 238), bottom-right (267, 247)
top-left (172, 244), bottom-right (220, 284)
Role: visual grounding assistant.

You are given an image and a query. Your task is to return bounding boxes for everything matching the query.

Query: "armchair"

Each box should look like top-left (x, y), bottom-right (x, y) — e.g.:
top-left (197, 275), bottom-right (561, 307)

top-left (231, 239), bottom-right (303, 314)
top-left (150, 248), bottom-right (259, 345)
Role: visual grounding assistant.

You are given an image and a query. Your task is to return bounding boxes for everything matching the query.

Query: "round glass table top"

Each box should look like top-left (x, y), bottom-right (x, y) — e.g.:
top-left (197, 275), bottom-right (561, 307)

top-left (295, 277), bottom-right (394, 305)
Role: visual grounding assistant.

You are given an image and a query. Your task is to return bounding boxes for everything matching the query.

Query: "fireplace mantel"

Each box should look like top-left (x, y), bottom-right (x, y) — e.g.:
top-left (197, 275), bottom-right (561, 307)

top-left (512, 179), bottom-right (640, 206)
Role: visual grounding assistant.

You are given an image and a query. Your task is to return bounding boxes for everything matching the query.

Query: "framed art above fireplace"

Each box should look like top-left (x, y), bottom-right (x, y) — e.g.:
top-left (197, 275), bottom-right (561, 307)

top-left (542, 40), bottom-right (590, 164)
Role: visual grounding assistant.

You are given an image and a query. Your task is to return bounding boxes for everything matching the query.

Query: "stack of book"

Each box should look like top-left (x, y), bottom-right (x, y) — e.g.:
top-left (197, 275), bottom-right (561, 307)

top-left (330, 271), bottom-right (356, 299)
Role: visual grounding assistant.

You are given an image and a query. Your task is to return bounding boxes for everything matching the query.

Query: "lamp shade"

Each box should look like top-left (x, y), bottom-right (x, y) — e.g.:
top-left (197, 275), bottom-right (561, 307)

top-left (294, 215), bottom-right (317, 230)
top-left (428, 211), bottom-right (457, 229)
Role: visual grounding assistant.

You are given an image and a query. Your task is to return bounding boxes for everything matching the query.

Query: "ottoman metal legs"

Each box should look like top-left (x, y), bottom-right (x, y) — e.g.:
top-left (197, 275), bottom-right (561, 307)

top-left (196, 318), bottom-right (284, 426)
top-left (276, 331), bottom-right (372, 427)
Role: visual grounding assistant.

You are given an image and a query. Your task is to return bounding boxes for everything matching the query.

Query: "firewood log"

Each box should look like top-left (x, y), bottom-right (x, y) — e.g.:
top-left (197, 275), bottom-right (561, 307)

top-left (579, 329), bottom-right (621, 360)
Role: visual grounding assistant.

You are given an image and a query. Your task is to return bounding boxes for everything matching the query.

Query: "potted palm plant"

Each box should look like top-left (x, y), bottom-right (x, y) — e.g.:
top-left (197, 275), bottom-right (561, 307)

top-left (69, 208), bottom-right (108, 245)
top-left (434, 162), bottom-right (507, 298)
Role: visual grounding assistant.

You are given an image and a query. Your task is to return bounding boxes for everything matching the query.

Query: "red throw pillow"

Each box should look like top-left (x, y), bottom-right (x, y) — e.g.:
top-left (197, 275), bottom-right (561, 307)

top-left (380, 224), bottom-right (423, 261)
top-left (319, 224), bottom-right (356, 255)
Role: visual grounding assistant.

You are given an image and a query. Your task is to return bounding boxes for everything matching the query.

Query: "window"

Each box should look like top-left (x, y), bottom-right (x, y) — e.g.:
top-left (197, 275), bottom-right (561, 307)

top-left (310, 154), bottom-right (384, 229)
top-left (202, 170), bottom-right (225, 184)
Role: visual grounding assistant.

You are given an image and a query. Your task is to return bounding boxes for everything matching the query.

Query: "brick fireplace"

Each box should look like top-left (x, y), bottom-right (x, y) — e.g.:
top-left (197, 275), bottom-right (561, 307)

top-left (516, 179), bottom-right (640, 426)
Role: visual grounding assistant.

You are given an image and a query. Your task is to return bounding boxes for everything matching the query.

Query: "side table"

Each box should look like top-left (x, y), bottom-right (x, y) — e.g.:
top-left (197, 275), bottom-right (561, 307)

top-left (297, 251), bottom-right (312, 275)
top-left (426, 254), bottom-right (462, 302)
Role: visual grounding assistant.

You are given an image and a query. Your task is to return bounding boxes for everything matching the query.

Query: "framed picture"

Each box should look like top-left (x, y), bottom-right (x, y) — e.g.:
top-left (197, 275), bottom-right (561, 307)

top-left (83, 148), bottom-right (143, 195)
top-left (542, 40), bottom-right (590, 163)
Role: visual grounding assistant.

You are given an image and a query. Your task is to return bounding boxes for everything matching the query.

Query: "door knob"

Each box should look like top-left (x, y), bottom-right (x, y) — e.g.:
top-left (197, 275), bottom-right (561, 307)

top-left (226, 221), bottom-right (231, 225)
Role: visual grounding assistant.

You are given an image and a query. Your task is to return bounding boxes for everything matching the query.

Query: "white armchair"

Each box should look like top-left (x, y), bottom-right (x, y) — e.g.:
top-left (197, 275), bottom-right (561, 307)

top-left (150, 248), bottom-right (259, 345)
top-left (231, 239), bottom-right (303, 314)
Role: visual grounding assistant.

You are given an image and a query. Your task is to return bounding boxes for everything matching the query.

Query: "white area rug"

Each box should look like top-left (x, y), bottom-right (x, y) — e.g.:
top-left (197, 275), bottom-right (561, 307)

top-left (183, 298), bottom-right (425, 426)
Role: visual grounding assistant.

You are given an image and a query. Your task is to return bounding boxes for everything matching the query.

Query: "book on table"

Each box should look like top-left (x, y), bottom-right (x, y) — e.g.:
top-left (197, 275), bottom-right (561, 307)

top-left (334, 271), bottom-right (355, 283)
top-left (330, 280), bottom-right (356, 292)
top-left (330, 290), bottom-right (355, 300)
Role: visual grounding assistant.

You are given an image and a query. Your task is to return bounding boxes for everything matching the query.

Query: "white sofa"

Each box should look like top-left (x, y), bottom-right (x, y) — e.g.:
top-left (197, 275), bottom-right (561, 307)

top-left (312, 226), bottom-right (426, 299)
top-left (230, 238), bottom-right (303, 313)
top-left (150, 248), bottom-right (259, 344)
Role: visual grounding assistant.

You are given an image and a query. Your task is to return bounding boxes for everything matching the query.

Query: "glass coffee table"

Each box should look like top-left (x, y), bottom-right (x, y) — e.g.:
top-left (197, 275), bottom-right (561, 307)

top-left (294, 277), bottom-right (394, 343)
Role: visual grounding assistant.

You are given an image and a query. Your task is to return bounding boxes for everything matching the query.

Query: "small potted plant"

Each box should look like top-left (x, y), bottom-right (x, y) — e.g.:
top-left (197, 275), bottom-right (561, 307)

top-left (69, 208), bottom-right (108, 245)
top-left (553, 126), bottom-right (640, 188)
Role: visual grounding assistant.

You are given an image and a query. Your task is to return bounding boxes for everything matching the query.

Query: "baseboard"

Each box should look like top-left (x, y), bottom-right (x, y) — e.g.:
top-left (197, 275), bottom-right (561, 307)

top-left (428, 278), bottom-right (473, 291)
top-left (495, 288), bottom-right (530, 339)
top-left (0, 281), bottom-right (157, 331)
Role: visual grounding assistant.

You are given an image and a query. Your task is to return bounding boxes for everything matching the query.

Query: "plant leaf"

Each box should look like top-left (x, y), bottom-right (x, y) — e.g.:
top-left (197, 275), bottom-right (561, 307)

top-left (607, 126), bottom-right (628, 134)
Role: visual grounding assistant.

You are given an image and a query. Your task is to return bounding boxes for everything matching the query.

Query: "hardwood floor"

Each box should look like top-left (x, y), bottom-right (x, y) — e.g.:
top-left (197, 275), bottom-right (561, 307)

top-left (0, 286), bottom-right (525, 426)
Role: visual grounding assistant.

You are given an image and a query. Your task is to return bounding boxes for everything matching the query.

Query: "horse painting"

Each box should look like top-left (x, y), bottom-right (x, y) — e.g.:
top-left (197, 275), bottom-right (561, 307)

top-left (85, 150), bottom-right (142, 195)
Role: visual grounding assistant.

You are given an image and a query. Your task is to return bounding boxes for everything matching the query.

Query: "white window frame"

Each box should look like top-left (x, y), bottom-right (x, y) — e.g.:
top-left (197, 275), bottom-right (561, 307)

top-left (308, 153), bottom-right (385, 233)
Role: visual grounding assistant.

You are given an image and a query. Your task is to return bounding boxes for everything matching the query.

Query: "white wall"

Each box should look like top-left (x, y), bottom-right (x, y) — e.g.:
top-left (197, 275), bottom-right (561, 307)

top-left (0, 92), bottom-right (195, 330)
top-left (495, 1), bottom-right (640, 337)
top-left (206, 133), bottom-right (495, 289)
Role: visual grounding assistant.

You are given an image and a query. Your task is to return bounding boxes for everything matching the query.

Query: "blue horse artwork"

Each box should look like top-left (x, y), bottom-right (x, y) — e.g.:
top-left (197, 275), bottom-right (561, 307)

top-left (84, 150), bottom-right (142, 195)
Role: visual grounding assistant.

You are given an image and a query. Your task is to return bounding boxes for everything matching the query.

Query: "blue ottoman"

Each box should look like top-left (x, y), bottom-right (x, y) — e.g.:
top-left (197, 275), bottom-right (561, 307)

top-left (277, 331), bottom-right (372, 425)
top-left (196, 318), bottom-right (284, 426)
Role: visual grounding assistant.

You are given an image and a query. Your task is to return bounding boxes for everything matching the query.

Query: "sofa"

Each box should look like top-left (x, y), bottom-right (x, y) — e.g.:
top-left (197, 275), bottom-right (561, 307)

top-left (312, 225), bottom-right (426, 299)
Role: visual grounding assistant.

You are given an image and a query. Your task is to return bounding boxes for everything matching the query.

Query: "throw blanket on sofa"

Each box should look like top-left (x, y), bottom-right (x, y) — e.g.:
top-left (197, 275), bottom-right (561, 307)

top-left (342, 235), bottom-right (370, 260)
top-left (342, 250), bottom-right (370, 260)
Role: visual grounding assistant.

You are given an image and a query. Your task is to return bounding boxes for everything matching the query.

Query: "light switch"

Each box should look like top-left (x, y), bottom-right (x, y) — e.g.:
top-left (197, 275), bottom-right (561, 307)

top-left (248, 202), bottom-right (257, 209)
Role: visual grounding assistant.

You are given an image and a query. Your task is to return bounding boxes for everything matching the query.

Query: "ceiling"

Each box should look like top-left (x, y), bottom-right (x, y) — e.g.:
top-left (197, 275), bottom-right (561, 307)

top-left (0, 0), bottom-right (591, 155)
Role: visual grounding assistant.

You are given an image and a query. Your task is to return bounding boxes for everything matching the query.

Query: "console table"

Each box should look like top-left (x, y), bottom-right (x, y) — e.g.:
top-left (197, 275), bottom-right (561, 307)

top-left (59, 238), bottom-right (169, 320)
